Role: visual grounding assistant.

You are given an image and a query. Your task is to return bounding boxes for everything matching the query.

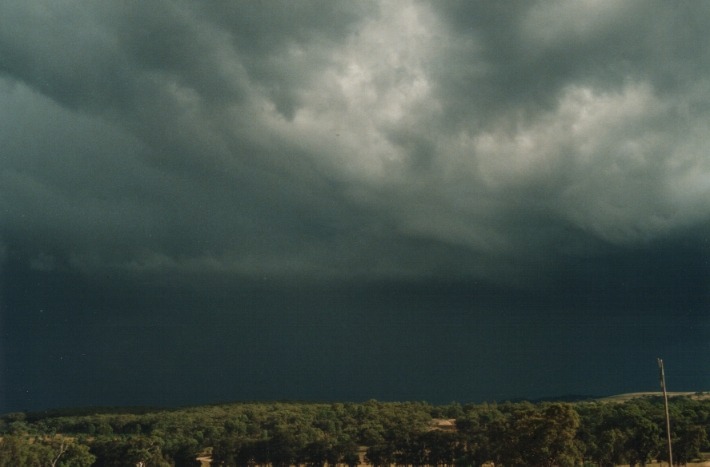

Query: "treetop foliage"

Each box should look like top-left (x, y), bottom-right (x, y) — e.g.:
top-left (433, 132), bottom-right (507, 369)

top-left (1, 396), bottom-right (709, 466)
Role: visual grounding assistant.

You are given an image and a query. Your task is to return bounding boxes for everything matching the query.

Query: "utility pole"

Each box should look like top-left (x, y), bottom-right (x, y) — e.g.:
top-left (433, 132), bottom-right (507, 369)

top-left (658, 358), bottom-right (673, 467)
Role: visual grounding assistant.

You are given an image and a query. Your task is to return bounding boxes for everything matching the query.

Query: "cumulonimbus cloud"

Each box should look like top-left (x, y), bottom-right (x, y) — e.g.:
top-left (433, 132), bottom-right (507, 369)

top-left (1, 0), bottom-right (709, 284)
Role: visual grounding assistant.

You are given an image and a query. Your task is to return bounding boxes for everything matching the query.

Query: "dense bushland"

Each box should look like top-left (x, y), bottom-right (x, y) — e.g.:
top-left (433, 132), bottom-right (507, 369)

top-left (1, 396), bottom-right (708, 466)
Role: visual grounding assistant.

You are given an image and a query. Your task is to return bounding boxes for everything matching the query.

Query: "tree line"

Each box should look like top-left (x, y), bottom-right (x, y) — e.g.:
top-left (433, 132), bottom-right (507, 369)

top-left (1, 395), bottom-right (709, 466)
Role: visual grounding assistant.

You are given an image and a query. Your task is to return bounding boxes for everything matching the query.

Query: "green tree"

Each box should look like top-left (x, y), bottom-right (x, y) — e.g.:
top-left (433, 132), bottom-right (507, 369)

top-left (0, 435), bottom-right (43, 466)
top-left (56, 442), bottom-right (96, 467)
top-left (595, 427), bottom-right (629, 466)
top-left (91, 436), bottom-right (172, 467)
top-left (660, 423), bottom-right (707, 466)
top-left (421, 430), bottom-right (460, 466)
top-left (267, 428), bottom-right (300, 467)
top-left (0, 435), bottom-right (94, 467)
top-left (497, 402), bottom-right (580, 467)
top-left (304, 438), bottom-right (329, 467)
top-left (456, 404), bottom-right (504, 466)
top-left (163, 436), bottom-right (202, 467)
top-left (339, 440), bottom-right (361, 467)
top-left (365, 441), bottom-right (396, 467)
top-left (620, 403), bottom-right (663, 467)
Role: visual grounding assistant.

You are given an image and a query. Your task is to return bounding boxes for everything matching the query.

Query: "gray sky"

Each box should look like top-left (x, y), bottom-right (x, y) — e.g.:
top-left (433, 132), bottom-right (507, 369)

top-left (1, 1), bottom-right (709, 412)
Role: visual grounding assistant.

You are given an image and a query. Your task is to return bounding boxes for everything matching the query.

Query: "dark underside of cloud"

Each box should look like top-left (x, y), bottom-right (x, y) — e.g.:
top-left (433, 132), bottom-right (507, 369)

top-left (1, 1), bottom-right (709, 412)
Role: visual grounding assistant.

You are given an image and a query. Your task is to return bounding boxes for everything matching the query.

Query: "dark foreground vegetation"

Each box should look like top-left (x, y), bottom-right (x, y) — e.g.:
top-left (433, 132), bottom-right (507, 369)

top-left (1, 395), bottom-right (709, 466)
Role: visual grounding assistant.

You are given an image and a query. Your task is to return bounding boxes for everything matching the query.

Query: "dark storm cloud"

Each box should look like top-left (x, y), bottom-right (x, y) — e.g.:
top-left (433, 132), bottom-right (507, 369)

top-left (431, 1), bottom-right (710, 117)
top-left (2, 0), bottom-right (709, 281)
top-left (0, 1), bottom-right (420, 280)
top-left (1, 1), bottom-right (710, 411)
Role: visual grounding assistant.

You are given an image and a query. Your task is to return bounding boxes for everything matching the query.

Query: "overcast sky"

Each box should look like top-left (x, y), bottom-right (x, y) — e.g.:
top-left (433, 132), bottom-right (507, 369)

top-left (1, 1), bottom-right (709, 413)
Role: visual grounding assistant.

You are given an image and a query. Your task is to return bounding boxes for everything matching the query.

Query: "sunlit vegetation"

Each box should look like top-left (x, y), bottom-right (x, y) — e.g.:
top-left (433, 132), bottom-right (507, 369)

top-left (1, 396), bottom-right (709, 466)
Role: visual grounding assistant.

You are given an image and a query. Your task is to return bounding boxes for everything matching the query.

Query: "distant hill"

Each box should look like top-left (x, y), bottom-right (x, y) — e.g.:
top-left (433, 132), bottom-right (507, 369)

top-left (511, 391), bottom-right (710, 404)
top-left (498, 394), bottom-right (599, 404)
top-left (22, 405), bottom-right (173, 421)
top-left (597, 391), bottom-right (710, 403)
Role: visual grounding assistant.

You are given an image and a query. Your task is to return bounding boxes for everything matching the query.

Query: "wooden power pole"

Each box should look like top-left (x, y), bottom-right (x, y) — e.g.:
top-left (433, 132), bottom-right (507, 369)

top-left (658, 358), bottom-right (673, 466)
